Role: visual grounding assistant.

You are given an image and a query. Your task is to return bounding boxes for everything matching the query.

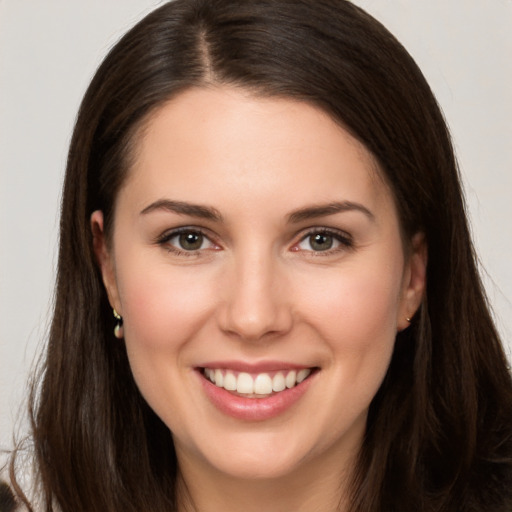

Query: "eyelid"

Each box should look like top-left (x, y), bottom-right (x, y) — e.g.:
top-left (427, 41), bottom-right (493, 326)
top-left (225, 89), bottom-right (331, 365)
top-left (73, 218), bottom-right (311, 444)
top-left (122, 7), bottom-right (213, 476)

top-left (292, 226), bottom-right (354, 254)
top-left (154, 226), bottom-right (220, 254)
top-left (153, 225), bottom-right (353, 256)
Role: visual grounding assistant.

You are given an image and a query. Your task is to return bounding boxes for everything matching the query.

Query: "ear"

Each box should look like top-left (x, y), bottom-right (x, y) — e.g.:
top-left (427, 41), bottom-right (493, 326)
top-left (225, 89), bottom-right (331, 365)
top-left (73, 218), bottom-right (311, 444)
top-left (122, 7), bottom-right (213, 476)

top-left (397, 232), bottom-right (427, 331)
top-left (91, 210), bottom-right (122, 315)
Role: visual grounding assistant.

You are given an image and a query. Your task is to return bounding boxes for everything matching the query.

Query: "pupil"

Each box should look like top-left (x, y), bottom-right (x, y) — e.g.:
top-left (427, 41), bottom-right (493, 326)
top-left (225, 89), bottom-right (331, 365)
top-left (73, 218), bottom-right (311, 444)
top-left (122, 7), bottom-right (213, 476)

top-left (179, 232), bottom-right (203, 250)
top-left (310, 233), bottom-right (333, 251)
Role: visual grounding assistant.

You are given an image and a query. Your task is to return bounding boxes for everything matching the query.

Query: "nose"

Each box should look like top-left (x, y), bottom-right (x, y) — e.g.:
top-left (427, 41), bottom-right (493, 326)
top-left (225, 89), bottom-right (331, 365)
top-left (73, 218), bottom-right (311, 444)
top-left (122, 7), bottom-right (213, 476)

top-left (217, 251), bottom-right (293, 342)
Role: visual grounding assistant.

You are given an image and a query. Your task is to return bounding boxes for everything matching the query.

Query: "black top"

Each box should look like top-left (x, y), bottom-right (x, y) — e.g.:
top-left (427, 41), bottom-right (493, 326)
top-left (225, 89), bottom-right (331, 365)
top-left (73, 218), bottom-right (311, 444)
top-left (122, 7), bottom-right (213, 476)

top-left (0, 481), bottom-right (17, 512)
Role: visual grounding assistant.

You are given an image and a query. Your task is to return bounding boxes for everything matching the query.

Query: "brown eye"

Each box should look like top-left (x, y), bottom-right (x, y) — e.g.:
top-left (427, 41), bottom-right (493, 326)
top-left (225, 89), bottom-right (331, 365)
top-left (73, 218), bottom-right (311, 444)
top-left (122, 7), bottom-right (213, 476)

top-left (295, 229), bottom-right (353, 254)
top-left (157, 228), bottom-right (217, 254)
top-left (308, 233), bottom-right (333, 251)
top-left (178, 232), bottom-right (204, 251)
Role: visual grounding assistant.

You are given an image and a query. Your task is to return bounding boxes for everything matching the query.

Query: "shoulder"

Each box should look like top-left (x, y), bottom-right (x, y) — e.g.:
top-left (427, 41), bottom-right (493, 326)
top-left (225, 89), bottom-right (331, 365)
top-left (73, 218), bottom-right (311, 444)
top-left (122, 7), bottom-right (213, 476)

top-left (1, 446), bottom-right (40, 512)
top-left (0, 480), bottom-right (18, 512)
top-left (1, 452), bottom-right (18, 512)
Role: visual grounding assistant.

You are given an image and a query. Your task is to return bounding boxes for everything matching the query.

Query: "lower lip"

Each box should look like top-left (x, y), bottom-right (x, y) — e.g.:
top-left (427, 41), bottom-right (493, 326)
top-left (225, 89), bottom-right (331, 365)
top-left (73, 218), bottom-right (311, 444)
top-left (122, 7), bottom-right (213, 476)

top-left (198, 370), bottom-right (316, 421)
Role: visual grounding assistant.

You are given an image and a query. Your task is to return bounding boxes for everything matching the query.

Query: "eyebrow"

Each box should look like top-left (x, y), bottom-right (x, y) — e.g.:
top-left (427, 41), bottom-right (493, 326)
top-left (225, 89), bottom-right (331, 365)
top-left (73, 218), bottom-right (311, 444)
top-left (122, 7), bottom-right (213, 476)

top-left (140, 199), bottom-right (223, 221)
top-left (287, 201), bottom-right (375, 223)
top-left (140, 199), bottom-right (373, 224)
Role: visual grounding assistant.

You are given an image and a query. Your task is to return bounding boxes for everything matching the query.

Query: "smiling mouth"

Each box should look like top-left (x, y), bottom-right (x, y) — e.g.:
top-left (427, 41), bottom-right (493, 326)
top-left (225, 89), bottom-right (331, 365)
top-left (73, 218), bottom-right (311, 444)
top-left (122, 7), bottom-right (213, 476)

top-left (201, 368), bottom-right (316, 398)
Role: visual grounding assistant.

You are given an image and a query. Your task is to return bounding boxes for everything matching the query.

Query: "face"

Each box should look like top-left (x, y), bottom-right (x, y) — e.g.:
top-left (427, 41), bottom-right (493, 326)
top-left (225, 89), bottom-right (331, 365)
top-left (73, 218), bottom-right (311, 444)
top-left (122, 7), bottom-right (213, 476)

top-left (92, 87), bottom-right (426, 484)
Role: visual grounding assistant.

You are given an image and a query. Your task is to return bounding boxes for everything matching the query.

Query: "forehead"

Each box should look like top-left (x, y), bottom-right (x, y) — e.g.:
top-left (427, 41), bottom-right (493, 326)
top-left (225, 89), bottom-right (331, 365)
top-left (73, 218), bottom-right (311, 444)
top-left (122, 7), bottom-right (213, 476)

top-left (120, 86), bottom-right (396, 223)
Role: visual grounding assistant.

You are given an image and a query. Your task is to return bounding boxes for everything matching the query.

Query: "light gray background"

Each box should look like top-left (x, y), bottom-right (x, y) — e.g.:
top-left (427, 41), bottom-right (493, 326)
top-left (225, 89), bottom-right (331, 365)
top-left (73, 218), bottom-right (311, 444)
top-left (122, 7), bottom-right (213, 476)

top-left (1, 0), bottom-right (511, 449)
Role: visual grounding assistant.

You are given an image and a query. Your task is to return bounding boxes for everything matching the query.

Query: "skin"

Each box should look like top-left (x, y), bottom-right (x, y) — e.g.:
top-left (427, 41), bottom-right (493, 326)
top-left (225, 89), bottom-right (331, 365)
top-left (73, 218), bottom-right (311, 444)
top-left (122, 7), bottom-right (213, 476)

top-left (92, 86), bottom-right (426, 512)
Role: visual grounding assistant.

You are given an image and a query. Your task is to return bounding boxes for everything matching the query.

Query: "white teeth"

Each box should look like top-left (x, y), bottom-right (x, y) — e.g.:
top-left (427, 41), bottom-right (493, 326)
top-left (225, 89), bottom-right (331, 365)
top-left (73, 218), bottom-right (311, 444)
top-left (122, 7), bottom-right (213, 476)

top-left (272, 372), bottom-right (286, 392)
top-left (296, 368), bottom-right (311, 383)
top-left (204, 368), bottom-right (313, 396)
top-left (254, 373), bottom-right (273, 394)
top-left (285, 370), bottom-right (296, 388)
top-left (223, 372), bottom-right (237, 391)
top-left (237, 373), bottom-right (254, 394)
top-left (214, 369), bottom-right (224, 387)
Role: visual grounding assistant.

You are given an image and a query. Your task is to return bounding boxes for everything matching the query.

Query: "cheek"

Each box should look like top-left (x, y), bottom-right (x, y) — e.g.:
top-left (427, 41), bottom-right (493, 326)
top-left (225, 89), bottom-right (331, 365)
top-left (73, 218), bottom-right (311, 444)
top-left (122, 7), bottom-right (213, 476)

top-left (113, 258), bottom-right (218, 421)
top-left (116, 258), bottom-right (217, 353)
top-left (298, 261), bottom-right (402, 422)
top-left (299, 259), bottom-right (403, 352)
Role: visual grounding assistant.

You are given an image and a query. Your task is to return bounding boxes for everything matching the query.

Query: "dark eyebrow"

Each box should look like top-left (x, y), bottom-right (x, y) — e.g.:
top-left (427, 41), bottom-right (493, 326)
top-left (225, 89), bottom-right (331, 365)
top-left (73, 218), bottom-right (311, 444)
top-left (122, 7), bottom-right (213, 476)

top-left (287, 201), bottom-right (375, 223)
top-left (140, 199), bottom-right (223, 222)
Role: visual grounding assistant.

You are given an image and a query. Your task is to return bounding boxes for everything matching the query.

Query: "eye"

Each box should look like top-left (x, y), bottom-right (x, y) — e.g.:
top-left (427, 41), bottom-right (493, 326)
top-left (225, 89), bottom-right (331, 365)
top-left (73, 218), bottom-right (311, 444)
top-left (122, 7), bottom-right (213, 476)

top-left (175, 232), bottom-right (207, 251)
top-left (303, 233), bottom-right (335, 251)
top-left (157, 228), bottom-right (218, 254)
top-left (294, 229), bottom-right (353, 253)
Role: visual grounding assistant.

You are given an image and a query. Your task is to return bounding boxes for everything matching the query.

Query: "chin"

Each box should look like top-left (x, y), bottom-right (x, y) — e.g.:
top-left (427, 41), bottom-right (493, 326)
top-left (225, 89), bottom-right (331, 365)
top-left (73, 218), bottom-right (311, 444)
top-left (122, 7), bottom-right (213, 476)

top-left (177, 427), bottom-right (312, 481)
top-left (209, 451), bottom-right (307, 481)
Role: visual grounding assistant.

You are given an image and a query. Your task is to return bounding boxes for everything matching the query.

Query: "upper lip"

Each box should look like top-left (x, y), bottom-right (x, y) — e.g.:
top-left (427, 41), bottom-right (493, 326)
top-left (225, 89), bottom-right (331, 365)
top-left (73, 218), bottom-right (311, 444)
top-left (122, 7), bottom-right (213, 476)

top-left (196, 360), bottom-right (314, 373)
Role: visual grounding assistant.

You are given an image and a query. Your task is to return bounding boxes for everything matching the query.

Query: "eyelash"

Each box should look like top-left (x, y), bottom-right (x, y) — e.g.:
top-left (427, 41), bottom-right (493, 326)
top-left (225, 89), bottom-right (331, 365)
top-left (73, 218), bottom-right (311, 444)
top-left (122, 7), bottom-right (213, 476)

top-left (155, 226), bottom-right (354, 257)
top-left (155, 227), bottom-right (218, 257)
top-left (294, 228), bottom-right (354, 256)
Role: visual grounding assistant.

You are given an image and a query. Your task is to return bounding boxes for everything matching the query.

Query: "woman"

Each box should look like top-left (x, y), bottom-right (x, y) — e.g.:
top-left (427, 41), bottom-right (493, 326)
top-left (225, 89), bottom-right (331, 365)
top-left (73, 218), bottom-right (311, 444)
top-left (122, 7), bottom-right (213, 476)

top-left (5, 0), bottom-right (512, 510)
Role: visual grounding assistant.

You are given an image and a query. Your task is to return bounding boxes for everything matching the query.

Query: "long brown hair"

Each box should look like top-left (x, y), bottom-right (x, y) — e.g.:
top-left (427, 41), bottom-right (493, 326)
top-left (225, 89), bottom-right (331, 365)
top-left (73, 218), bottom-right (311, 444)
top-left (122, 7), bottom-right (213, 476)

top-left (10, 1), bottom-right (512, 510)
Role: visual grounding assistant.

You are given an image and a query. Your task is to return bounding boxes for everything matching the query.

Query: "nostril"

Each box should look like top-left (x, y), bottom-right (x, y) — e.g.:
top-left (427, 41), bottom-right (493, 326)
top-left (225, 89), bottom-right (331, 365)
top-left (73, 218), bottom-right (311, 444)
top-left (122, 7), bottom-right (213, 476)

top-left (218, 302), bottom-right (293, 342)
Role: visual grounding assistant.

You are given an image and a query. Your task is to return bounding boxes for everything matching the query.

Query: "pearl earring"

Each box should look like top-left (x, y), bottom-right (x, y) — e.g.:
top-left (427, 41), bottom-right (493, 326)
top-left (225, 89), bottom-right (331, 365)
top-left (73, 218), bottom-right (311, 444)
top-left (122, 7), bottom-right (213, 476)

top-left (113, 309), bottom-right (124, 339)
